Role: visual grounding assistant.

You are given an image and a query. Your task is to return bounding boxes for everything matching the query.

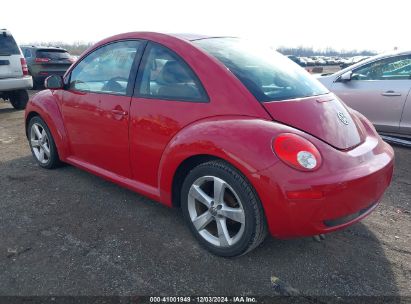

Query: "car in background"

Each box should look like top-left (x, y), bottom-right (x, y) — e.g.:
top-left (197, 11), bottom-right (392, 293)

top-left (310, 56), bottom-right (326, 66)
top-left (0, 29), bottom-right (32, 109)
top-left (286, 55), bottom-right (306, 67)
top-left (319, 51), bottom-right (411, 145)
top-left (340, 56), bottom-right (370, 69)
top-left (302, 57), bottom-right (315, 66)
top-left (25, 32), bottom-right (394, 256)
top-left (20, 46), bottom-right (75, 88)
top-left (325, 57), bottom-right (338, 65)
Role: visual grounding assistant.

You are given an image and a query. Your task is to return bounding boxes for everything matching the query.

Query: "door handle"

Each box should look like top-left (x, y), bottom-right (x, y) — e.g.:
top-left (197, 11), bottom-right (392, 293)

top-left (111, 109), bottom-right (128, 116)
top-left (382, 90), bottom-right (402, 97)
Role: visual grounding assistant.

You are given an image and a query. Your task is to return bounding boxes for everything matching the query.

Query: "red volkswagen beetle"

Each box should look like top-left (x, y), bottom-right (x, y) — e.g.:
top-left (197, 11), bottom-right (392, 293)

top-left (25, 32), bottom-right (394, 256)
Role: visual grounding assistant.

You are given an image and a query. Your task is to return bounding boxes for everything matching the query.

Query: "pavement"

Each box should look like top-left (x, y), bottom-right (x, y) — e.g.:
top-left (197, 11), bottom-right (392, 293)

top-left (0, 91), bottom-right (410, 297)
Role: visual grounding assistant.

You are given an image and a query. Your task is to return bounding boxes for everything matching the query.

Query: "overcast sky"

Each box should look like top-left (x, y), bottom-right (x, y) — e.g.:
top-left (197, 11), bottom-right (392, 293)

top-left (2, 0), bottom-right (409, 52)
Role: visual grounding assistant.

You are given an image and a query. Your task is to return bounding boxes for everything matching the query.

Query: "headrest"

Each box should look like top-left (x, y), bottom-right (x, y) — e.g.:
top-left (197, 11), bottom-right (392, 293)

top-left (158, 60), bottom-right (192, 84)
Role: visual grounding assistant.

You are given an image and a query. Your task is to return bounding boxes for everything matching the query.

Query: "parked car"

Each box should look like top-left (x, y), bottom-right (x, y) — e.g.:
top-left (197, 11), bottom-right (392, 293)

top-left (325, 57), bottom-right (338, 65)
top-left (25, 32), bottom-right (394, 256)
top-left (340, 56), bottom-right (369, 69)
top-left (20, 46), bottom-right (75, 89)
top-left (298, 56), bottom-right (308, 66)
top-left (303, 57), bottom-right (315, 66)
top-left (286, 55), bottom-right (306, 67)
top-left (0, 29), bottom-right (32, 109)
top-left (319, 51), bottom-right (411, 145)
top-left (310, 56), bottom-right (326, 66)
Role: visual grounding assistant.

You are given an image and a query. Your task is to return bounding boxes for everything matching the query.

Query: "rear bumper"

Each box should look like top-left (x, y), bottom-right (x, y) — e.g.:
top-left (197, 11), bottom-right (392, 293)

top-left (0, 76), bottom-right (33, 91)
top-left (249, 136), bottom-right (394, 238)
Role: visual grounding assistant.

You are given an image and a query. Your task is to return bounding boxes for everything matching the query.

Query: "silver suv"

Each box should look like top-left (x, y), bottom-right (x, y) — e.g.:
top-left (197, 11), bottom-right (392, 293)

top-left (0, 29), bottom-right (33, 109)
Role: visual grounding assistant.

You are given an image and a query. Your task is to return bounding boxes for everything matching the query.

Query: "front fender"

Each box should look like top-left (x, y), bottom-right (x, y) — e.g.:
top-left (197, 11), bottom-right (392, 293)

top-left (25, 90), bottom-right (69, 159)
top-left (158, 116), bottom-right (293, 205)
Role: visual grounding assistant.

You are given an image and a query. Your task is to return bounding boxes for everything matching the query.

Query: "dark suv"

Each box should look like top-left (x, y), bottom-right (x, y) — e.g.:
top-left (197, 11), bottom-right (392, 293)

top-left (20, 46), bottom-right (75, 88)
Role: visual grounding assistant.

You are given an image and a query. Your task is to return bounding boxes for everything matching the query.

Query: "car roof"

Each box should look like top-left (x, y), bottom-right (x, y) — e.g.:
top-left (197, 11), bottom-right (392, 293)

top-left (96, 32), bottom-right (233, 45)
top-left (81, 31), bottom-right (235, 59)
top-left (170, 33), bottom-right (214, 41)
top-left (20, 45), bottom-right (67, 51)
top-left (0, 29), bottom-right (13, 36)
top-left (335, 50), bottom-right (411, 76)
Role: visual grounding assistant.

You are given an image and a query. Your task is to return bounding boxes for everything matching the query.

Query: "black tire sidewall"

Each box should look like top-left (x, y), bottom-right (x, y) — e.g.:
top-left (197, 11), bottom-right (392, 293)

top-left (28, 116), bottom-right (60, 169)
top-left (181, 162), bottom-right (260, 257)
top-left (9, 90), bottom-right (29, 110)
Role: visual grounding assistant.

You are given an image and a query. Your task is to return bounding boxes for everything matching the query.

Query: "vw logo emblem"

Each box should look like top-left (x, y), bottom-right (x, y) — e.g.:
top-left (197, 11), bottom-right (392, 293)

top-left (337, 111), bottom-right (349, 125)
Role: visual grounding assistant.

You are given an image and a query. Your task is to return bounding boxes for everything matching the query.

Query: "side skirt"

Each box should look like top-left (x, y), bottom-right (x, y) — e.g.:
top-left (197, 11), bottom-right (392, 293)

top-left (65, 156), bottom-right (164, 204)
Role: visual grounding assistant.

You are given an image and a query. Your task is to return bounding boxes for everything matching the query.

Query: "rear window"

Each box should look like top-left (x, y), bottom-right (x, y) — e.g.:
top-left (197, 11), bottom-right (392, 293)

top-left (0, 34), bottom-right (20, 55)
top-left (36, 49), bottom-right (71, 59)
top-left (194, 38), bottom-right (329, 102)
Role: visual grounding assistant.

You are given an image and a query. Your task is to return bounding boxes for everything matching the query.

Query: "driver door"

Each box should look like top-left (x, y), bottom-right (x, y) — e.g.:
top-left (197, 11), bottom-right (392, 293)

top-left (61, 40), bottom-right (144, 178)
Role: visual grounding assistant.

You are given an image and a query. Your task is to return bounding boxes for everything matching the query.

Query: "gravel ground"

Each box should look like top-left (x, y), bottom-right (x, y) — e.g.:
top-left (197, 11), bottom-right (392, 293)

top-left (0, 92), bottom-right (410, 298)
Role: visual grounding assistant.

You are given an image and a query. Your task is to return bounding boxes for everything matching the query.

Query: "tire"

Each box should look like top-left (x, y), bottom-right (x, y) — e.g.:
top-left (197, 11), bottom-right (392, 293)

top-left (32, 77), bottom-right (42, 90)
top-left (9, 90), bottom-right (29, 110)
top-left (28, 116), bottom-right (61, 169)
top-left (181, 160), bottom-right (267, 257)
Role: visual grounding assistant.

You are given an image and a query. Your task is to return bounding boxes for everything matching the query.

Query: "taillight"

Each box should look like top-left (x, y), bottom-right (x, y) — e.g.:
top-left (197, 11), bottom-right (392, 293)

top-left (35, 57), bottom-right (50, 63)
top-left (273, 133), bottom-right (322, 171)
top-left (20, 58), bottom-right (29, 76)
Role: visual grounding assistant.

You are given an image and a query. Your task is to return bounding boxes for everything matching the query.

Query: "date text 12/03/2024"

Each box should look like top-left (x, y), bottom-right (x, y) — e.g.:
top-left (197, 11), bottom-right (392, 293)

top-left (149, 296), bottom-right (257, 303)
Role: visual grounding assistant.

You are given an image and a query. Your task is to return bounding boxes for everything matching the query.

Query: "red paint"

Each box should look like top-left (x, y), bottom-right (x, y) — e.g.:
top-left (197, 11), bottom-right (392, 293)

top-left (285, 189), bottom-right (324, 200)
top-left (25, 32), bottom-right (394, 239)
top-left (262, 95), bottom-right (363, 150)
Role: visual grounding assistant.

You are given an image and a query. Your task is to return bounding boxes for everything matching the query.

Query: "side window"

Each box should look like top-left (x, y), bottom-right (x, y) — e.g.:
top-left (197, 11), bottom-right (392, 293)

top-left (69, 40), bottom-right (141, 95)
top-left (137, 43), bottom-right (208, 102)
top-left (23, 49), bottom-right (31, 58)
top-left (352, 55), bottom-right (411, 81)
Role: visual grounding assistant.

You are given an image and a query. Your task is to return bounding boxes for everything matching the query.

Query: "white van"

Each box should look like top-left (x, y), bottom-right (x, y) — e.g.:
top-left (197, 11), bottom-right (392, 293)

top-left (0, 29), bottom-right (33, 109)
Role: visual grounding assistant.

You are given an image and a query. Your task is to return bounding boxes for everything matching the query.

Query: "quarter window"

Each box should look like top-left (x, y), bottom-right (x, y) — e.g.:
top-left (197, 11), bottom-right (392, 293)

top-left (352, 55), bottom-right (411, 81)
top-left (23, 49), bottom-right (32, 58)
top-left (69, 40), bottom-right (141, 95)
top-left (137, 43), bottom-right (208, 102)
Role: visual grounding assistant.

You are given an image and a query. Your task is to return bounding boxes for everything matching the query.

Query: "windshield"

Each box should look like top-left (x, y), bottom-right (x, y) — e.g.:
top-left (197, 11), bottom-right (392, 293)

top-left (193, 38), bottom-right (328, 102)
top-left (0, 34), bottom-right (20, 55)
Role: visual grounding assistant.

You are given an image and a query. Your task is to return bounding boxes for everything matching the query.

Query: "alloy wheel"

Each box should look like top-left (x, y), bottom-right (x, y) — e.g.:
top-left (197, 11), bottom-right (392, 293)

top-left (30, 123), bottom-right (51, 164)
top-left (187, 176), bottom-right (245, 247)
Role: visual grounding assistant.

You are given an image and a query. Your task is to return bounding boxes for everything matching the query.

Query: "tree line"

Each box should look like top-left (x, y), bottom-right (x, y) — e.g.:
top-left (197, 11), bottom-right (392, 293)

top-left (277, 46), bottom-right (376, 57)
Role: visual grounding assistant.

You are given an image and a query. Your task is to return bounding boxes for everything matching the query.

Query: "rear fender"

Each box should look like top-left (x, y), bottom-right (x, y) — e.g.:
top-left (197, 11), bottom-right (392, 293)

top-left (158, 116), bottom-right (295, 206)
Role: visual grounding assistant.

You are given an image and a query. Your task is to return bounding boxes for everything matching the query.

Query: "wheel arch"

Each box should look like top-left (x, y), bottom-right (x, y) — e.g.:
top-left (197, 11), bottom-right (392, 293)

top-left (25, 91), bottom-right (70, 160)
top-left (25, 111), bottom-right (40, 137)
top-left (171, 154), bottom-right (221, 208)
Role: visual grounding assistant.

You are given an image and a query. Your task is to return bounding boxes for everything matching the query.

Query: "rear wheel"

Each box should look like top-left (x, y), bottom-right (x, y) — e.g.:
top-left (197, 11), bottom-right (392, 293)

top-left (9, 90), bottom-right (29, 110)
top-left (181, 160), bottom-right (267, 257)
top-left (28, 116), bottom-right (61, 169)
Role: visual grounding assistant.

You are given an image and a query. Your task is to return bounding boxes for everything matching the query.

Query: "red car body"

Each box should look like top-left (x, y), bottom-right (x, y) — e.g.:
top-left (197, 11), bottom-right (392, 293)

top-left (25, 32), bottom-right (394, 239)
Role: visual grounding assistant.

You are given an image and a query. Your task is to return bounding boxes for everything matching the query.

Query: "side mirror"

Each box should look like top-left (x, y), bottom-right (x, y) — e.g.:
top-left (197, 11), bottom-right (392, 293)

top-left (45, 75), bottom-right (64, 89)
top-left (340, 71), bottom-right (353, 82)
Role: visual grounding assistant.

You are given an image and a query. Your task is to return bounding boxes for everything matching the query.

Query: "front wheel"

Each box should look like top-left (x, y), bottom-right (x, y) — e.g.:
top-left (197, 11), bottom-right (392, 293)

top-left (28, 116), bottom-right (61, 169)
top-left (181, 160), bottom-right (267, 257)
